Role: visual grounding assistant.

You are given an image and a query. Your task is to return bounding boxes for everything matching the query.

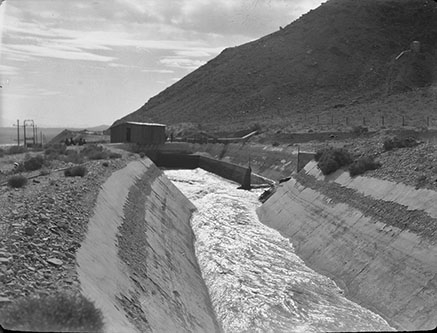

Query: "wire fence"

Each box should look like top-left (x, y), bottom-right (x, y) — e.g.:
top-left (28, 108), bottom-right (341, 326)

top-left (290, 113), bottom-right (437, 129)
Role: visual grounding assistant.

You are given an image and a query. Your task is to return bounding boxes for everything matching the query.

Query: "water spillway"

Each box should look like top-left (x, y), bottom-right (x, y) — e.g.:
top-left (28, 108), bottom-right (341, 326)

top-left (165, 169), bottom-right (393, 332)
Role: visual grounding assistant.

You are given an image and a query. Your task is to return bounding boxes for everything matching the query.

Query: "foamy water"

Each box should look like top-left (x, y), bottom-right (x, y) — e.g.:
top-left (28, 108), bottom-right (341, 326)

top-left (165, 169), bottom-right (394, 332)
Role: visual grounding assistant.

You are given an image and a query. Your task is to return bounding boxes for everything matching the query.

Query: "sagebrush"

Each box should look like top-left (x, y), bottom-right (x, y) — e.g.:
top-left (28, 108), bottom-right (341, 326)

top-left (7, 175), bottom-right (28, 188)
top-left (315, 148), bottom-right (353, 175)
top-left (64, 165), bottom-right (87, 177)
top-left (349, 156), bottom-right (381, 177)
top-left (0, 292), bottom-right (104, 332)
top-left (23, 155), bottom-right (45, 171)
top-left (383, 136), bottom-right (419, 151)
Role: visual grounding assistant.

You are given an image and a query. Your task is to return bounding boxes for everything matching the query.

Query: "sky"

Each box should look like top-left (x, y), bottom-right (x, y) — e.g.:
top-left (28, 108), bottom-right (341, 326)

top-left (0, 0), bottom-right (325, 128)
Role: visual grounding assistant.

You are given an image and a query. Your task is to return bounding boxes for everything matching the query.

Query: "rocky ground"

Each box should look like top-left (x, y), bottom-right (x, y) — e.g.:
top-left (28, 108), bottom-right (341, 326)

top-left (295, 132), bottom-right (437, 191)
top-left (0, 147), bottom-right (137, 312)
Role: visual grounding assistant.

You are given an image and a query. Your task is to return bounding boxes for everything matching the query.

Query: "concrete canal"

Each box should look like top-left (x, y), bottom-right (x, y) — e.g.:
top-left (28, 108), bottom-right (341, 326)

top-left (165, 168), bottom-right (393, 333)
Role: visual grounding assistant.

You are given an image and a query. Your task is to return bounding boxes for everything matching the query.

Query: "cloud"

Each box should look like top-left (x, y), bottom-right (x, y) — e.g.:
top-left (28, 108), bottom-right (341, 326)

top-left (112, 0), bottom-right (326, 37)
top-left (141, 69), bottom-right (174, 73)
top-left (4, 44), bottom-right (115, 62)
top-left (159, 57), bottom-right (206, 70)
top-left (0, 64), bottom-right (18, 75)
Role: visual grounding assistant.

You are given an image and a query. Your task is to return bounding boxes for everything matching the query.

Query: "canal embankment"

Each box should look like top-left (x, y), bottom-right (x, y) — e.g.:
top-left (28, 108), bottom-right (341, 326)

top-left (93, 141), bottom-right (436, 331)
top-left (76, 159), bottom-right (220, 332)
top-left (145, 141), bottom-right (437, 330)
top-left (257, 161), bottom-right (437, 331)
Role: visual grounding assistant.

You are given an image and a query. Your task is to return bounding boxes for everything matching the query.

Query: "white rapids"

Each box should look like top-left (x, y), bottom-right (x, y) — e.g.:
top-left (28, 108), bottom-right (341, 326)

top-left (165, 168), bottom-right (394, 333)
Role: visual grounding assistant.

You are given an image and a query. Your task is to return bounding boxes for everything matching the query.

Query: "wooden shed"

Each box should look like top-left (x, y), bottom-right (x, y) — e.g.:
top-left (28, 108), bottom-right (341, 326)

top-left (110, 121), bottom-right (166, 145)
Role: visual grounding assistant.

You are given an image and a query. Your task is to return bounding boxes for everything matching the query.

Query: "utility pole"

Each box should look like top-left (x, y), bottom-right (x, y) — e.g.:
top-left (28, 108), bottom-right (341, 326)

top-left (23, 119), bottom-right (35, 147)
top-left (34, 125), bottom-right (37, 145)
top-left (13, 120), bottom-right (20, 146)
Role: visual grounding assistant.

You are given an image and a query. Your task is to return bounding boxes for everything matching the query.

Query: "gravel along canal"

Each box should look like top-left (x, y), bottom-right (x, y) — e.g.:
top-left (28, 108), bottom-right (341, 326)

top-left (165, 169), bottom-right (394, 333)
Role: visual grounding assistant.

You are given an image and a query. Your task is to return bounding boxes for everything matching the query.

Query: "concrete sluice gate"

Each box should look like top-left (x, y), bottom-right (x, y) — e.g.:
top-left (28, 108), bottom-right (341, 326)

top-left (78, 156), bottom-right (436, 332)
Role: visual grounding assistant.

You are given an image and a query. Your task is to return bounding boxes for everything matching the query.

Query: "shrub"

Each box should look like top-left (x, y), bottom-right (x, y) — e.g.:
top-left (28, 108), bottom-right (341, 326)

top-left (316, 148), bottom-right (353, 175)
top-left (349, 157), bottom-right (381, 177)
top-left (88, 151), bottom-right (108, 160)
top-left (39, 168), bottom-right (50, 176)
top-left (81, 144), bottom-right (109, 160)
top-left (44, 144), bottom-right (67, 160)
top-left (64, 165), bottom-right (87, 177)
top-left (383, 136), bottom-right (419, 151)
top-left (0, 292), bottom-right (104, 332)
top-left (139, 152), bottom-right (145, 158)
top-left (23, 155), bottom-right (44, 171)
top-left (63, 150), bottom-right (84, 164)
top-left (314, 150), bottom-right (323, 162)
top-left (7, 145), bottom-right (26, 155)
top-left (7, 175), bottom-right (28, 188)
top-left (108, 152), bottom-right (121, 159)
top-left (102, 161), bottom-right (109, 167)
top-left (272, 142), bottom-right (279, 147)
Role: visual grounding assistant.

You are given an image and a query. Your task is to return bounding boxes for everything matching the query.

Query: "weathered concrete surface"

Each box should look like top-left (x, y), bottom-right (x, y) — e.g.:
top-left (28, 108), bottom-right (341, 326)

top-left (257, 168), bottom-right (437, 331)
top-left (77, 159), bottom-right (220, 332)
top-left (190, 142), bottom-right (298, 181)
top-left (155, 152), bottom-right (272, 186)
top-left (304, 160), bottom-right (437, 218)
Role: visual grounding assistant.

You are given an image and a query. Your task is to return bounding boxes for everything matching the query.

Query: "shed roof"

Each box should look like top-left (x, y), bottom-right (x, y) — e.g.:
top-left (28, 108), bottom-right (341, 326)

top-left (111, 121), bottom-right (166, 128)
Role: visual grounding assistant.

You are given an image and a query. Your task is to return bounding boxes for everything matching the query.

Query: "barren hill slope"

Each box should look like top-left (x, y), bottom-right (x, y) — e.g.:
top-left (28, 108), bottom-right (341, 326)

top-left (115, 0), bottom-right (437, 132)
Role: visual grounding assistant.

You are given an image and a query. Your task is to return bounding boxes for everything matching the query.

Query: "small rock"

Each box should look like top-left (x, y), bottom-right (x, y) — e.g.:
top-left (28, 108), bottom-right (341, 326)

top-left (0, 257), bottom-right (11, 264)
top-left (24, 227), bottom-right (35, 236)
top-left (0, 296), bottom-right (11, 303)
top-left (46, 258), bottom-right (63, 266)
top-left (0, 251), bottom-right (11, 258)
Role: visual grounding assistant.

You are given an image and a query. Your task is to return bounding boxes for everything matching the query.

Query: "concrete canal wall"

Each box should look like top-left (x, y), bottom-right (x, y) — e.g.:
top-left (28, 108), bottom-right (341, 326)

top-left (257, 161), bottom-right (437, 331)
top-left (77, 159), bottom-right (221, 332)
top-left (97, 142), bottom-right (436, 331)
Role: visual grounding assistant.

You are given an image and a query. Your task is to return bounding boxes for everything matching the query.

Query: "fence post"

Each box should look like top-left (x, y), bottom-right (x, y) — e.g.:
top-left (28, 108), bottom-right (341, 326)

top-left (402, 116), bottom-right (405, 126)
top-left (381, 116), bottom-right (384, 127)
top-left (297, 145), bottom-right (300, 172)
top-left (363, 117), bottom-right (366, 126)
top-left (427, 116), bottom-right (430, 127)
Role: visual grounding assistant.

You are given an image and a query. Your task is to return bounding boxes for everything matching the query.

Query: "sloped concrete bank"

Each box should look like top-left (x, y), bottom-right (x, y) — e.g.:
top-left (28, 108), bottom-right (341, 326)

top-left (257, 161), bottom-right (437, 331)
top-left (77, 159), bottom-right (220, 332)
top-left (147, 142), bottom-right (306, 181)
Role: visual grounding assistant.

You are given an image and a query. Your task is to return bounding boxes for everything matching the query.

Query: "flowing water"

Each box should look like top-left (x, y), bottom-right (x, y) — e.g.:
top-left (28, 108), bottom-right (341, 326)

top-left (165, 169), bottom-right (394, 333)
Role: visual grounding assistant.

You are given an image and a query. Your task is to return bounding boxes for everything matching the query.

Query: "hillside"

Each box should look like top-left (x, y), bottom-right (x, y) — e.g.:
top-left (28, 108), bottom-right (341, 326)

top-left (114, 0), bottom-right (437, 134)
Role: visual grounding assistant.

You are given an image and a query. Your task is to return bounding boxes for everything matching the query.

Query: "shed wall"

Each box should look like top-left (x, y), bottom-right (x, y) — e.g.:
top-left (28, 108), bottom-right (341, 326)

top-left (110, 123), bottom-right (166, 145)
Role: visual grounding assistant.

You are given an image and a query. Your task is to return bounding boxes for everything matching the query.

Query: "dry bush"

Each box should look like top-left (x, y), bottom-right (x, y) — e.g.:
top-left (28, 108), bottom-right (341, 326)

top-left (23, 155), bottom-right (45, 171)
top-left (383, 136), bottom-right (420, 151)
top-left (80, 144), bottom-right (109, 160)
top-left (108, 152), bottom-right (121, 159)
top-left (64, 165), bottom-right (87, 177)
top-left (349, 157), bottom-right (381, 177)
top-left (44, 143), bottom-right (67, 159)
top-left (7, 175), bottom-right (28, 188)
top-left (7, 146), bottom-right (27, 155)
top-left (0, 292), bottom-right (104, 332)
top-left (316, 147), bottom-right (353, 175)
top-left (63, 150), bottom-right (84, 164)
